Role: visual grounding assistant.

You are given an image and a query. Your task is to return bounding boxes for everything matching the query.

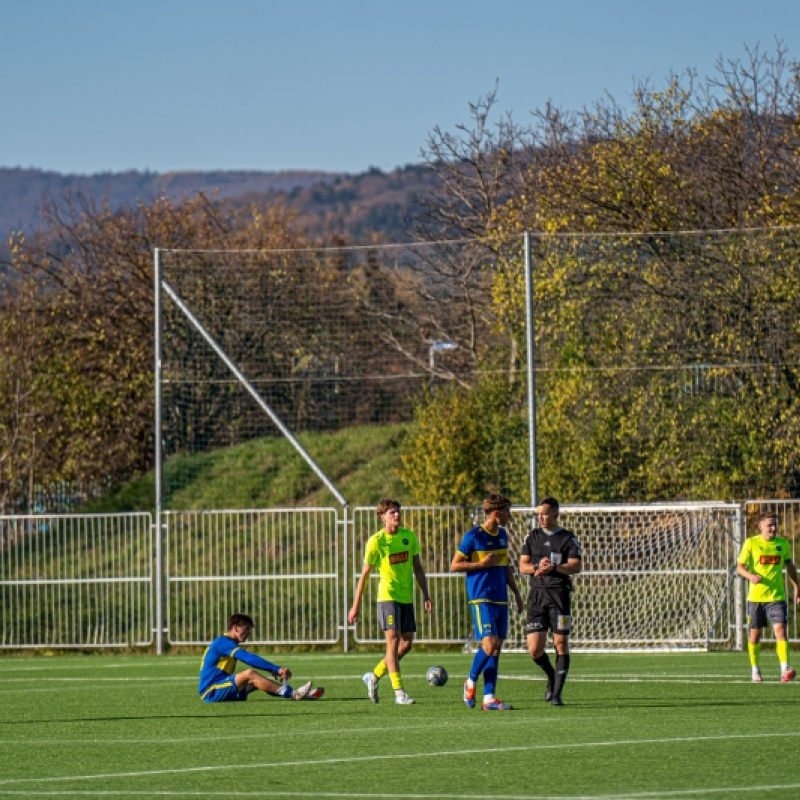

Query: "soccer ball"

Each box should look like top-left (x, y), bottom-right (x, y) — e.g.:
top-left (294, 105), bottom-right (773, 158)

top-left (426, 665), bottom-right (448, 687)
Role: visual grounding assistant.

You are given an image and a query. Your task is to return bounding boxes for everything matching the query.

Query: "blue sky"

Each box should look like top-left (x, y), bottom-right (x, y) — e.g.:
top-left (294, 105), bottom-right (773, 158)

top-left (2, 0), bottom-right (799, 176)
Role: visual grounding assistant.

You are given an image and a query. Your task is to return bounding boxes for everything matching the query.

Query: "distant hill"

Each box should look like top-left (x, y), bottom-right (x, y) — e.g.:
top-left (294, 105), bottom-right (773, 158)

top-left (229, 164), bottom-right (439, 241)
top-left (0, 163), bottom-right (438, 244)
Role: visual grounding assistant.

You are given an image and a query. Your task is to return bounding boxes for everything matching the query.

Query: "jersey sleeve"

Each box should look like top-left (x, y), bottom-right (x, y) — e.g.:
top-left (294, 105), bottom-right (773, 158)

top-left (520, 533), bottom-right (532, 559)
top-left (737, 538), bottom-right (752, 567)
top-left (364, 533), bottom-right (380, 567)
top-left (456, 529), bottom-right (474, 559)
top-left (231, 646), bottom-right (280, 674)
top-left (566, 534), bottom-right (581, 560)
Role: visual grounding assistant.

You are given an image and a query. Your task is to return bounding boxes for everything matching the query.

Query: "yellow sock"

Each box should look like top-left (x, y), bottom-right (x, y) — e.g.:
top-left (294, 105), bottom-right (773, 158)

top-left (748, 642), bottom-right (761, 668)
top-left (374, 660), bottom-right (388, 679)
top-left (389, 671), bottom-right (403, 691)
top-left (777, 640), bottom-right (789, 664)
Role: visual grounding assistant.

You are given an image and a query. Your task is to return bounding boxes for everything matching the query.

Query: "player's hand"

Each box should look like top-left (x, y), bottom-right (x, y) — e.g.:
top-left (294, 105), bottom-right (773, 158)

top-left (514, 593), bottom-right (524, 614)
top-left (748, 575), bottom-right (762, 585)
top-left (481, 553), bottom-right (499, 567)
top-left (347, 606), bottom-right (359, 624)
top-left (276, 666), bottom-right (291, 681)
top-left (423, 597), bottom-right (433, 614)
top-left (535, 557), bottom-right (552, 578)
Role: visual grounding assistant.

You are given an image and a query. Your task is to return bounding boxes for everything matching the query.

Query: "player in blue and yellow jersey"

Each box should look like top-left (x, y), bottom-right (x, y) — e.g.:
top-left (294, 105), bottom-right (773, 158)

top-left (198, 613), bottom-right (324, 702)
top-left (451, 494), bottom-right (523, 711)
top-left (737, 511), bottom-right (799, 683)
top-left (348, 499), bottom-right (432, 706)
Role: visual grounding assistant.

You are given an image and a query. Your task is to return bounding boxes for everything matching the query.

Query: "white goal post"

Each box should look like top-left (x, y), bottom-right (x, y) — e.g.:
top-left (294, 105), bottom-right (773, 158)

top-left (496, 502), bottom-right (744, 652)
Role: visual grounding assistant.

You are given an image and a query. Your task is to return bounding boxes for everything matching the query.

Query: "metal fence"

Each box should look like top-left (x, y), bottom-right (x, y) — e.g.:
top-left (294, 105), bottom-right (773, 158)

top-left (1, 501), bottom-right (774, 651)
top-left (164, 508), bottom-right (340, 645)
top-left (0, 513), bottom-right (152, 648)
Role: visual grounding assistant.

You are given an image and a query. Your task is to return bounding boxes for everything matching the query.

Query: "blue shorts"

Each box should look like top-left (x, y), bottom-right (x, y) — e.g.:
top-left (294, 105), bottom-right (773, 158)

top-left (470, 602), bottom-right (508, 641)
top-left (200, 678), bottom-right (248, 703)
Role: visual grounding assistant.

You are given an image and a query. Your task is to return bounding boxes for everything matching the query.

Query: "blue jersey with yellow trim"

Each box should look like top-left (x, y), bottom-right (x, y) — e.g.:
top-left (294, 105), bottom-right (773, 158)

top-left (198, 635), bottom-right (280, 698)
top-left (457, 524), bottom-right (510, 604)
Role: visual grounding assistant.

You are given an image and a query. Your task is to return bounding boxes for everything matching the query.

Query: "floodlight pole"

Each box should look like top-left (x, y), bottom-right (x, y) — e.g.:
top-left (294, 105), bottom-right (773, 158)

top-left (524, 233), bottom-right (539, 507)
top-left (153, 248), bottom-right (165, 655)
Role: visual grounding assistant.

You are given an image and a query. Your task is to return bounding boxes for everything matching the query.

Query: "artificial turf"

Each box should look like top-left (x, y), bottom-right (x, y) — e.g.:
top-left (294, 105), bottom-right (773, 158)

top-left (2, 650), bottom-right (799, 799)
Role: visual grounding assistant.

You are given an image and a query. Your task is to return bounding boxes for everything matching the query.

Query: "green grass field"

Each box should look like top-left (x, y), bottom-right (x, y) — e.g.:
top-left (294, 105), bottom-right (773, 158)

top-left (2, 651), bottom-right (799, 799)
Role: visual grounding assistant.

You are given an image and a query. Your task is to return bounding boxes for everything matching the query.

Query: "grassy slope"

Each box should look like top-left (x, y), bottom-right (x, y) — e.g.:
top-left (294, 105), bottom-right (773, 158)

top-left (83, 423), bottom-right (410, 513)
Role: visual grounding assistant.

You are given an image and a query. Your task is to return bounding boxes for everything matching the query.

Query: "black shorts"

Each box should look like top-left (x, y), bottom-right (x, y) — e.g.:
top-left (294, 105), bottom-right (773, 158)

top-left (377, 601), bottom-right (417, 633)
top-left (748, 601), bottom-right (788, 629)
top-left (526, 588), bottom-right (572, 635)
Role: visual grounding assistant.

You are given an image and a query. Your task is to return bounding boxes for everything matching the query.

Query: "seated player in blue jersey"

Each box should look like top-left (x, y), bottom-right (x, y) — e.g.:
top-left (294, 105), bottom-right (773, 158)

top-left (198, 613), bottom-right (324, 702)
top-left (451, 494), bottom-right (524, 711)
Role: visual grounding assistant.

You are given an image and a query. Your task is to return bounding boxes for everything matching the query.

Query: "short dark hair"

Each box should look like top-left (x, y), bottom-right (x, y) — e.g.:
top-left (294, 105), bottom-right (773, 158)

top-left (376, 498), bottom-right (401, 516)
top-left (228, 613), bottom-right (255, 630)
top-left (538, 496), bottom-right (560, 512)
top-left (483, 493), bottom-right (511, 514)
top-left (758, 510), bottom-right (778, 523)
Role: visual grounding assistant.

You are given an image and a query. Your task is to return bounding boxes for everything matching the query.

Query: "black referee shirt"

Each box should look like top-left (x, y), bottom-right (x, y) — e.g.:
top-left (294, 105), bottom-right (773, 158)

top-left (521, 527), bottom-right (581, 590)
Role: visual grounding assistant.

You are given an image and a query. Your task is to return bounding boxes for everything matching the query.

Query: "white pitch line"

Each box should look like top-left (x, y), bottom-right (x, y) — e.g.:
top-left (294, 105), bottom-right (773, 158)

top-left (2, 783), bottom-right (800, 799)
top-left (0, 673), bottom-right (764, 685)
top-left (0, 731), bottom-right (798, 787)
top-left (0, 676), bottom-right (777, 697)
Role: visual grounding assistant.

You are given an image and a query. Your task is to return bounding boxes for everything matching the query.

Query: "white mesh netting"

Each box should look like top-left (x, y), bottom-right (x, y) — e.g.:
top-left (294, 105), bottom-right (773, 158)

top-left (491, 503), bottom-right (742, 651)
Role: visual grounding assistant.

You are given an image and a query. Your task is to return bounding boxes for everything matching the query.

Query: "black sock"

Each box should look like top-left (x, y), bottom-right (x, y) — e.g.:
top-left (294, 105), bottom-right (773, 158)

top-left (534, 653), bottom-right (555, 686)
top-left (553, 653), bottom-right (570, 698)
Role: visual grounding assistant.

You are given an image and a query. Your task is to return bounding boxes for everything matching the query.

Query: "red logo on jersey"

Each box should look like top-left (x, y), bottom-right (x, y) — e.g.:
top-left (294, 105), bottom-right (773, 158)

top-left (389, 551), bottom-right (409, 565)
top-left (759, 555), bottom-right (781, 565)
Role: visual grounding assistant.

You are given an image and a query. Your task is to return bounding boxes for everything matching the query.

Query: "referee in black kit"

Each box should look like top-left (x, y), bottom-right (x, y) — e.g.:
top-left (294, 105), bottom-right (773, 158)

top-left (519, 497), bottom-right (582, 706)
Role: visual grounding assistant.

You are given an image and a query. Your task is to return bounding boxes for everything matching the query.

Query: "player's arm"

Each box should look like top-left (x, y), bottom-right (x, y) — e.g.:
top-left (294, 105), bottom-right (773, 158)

top-left (518, 534), bottom-right (538, 575)
top-left (348, 562), bottom-right (372, 624)
top-left (785, 560), bottom-right (800, 604)
top-left (535, 555), bottom-right (581, 579)
top-left (413, 553), bottom-right (433, 613)
top-left (553, 536), bottom-right (583, 577)
top-left (736, 561), bottom-right (761, 585)
top-left (518, 553), bottom-right (536, 575)
top-left (450, 551), bottom-right (498, 572)
top-left (506, 564), bottom-right (524, 613)
top-left (233, 647), bottom-right (286, 679)
top-left (556, 557), bottom-right (582, 576)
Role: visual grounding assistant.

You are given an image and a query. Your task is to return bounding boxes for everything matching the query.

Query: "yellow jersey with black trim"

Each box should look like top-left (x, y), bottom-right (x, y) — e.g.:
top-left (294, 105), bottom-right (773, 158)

top-left (364, 526), bottom-right (420, 603)
top-left (456, 524), bottom-right (510, 604)
top-left (738, 535), bottom-right (792, 603)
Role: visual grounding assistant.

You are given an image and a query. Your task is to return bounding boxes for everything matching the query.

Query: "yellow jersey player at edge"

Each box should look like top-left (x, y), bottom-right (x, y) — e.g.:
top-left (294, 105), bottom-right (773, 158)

top-left (348, 498), bottom-right (432, 705)
top-left (451, 493), bottom-right (524, 711)
top-left (198, 613), bottom-right (324, 702)
top-left (736, 510), bottom-right (799, 683)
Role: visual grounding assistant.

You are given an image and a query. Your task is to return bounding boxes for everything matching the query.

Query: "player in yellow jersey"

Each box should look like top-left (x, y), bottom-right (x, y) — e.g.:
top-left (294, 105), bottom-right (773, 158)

top-left (348, 498), bottom-right (432, 705)
top-left (736, 511), bottom-right (799, 683)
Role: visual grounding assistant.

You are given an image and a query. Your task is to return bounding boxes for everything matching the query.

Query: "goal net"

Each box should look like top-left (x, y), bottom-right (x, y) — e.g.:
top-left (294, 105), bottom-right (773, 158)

top-left (494, 502), bottom-right (743, 651)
